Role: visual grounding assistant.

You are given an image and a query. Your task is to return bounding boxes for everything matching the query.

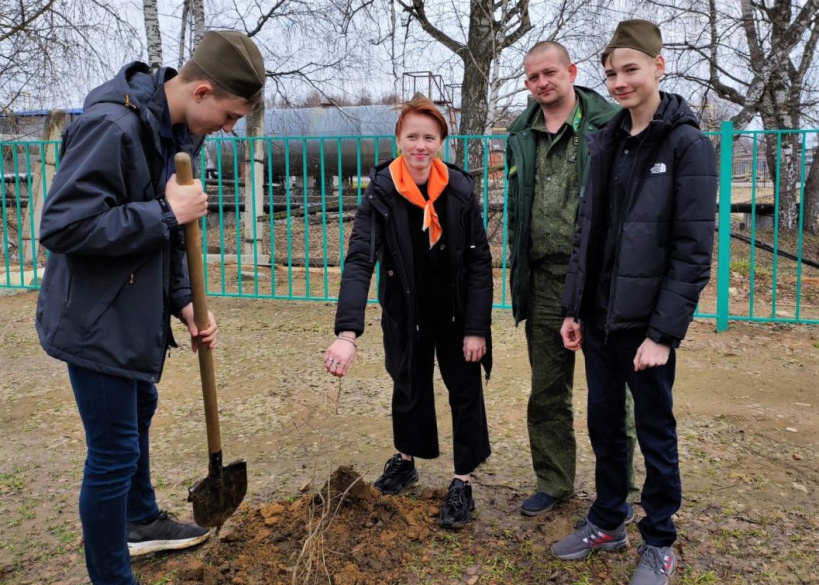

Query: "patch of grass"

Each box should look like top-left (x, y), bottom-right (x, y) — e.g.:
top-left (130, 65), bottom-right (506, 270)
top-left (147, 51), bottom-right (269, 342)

top-left (712, 526), bottom-right (770, 555)
top-left (483, 553), bottom-right (522, 580)
top-left (730, 259), bottom-right (752, 276)
top-left (49, 522), bottom-right (78, 547)
top-left (679, 570), bottom-right (720, 584)
top-left (0, 466), bottom-right (26, 492)
top-left (17, 502), bottom-right (36, 520)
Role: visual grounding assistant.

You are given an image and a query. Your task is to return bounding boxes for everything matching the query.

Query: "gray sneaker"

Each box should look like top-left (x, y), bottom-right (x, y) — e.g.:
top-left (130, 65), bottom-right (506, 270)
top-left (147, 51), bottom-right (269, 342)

top-left (552, 517), bottom-right (629, 560)
top-left (629, 544), bottom-right (677, 585)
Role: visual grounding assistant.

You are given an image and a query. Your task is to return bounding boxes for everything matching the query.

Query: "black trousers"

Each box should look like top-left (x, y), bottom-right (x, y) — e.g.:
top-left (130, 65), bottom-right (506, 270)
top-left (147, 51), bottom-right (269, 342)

top-left (385, 317), bottom-right (491, 476)
top-left (583, 325), bottom-right (681, 547)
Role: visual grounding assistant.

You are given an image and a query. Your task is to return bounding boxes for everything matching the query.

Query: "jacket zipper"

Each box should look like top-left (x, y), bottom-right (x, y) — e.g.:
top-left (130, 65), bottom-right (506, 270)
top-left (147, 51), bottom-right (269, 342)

top-left (605, 127), bottom-right (652, 344)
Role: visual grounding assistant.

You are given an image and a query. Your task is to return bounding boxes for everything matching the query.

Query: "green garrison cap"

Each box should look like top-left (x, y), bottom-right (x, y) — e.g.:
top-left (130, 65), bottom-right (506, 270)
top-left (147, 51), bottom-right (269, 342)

top-left (191, 30), bottom-right (265, 98)
top-left (601, 19), bottom-right (663, 65)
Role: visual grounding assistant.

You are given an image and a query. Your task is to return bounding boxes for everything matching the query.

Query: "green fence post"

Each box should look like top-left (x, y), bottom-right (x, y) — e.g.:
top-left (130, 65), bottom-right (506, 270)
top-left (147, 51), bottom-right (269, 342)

top-left (716, 120), bottom-right (733, 332)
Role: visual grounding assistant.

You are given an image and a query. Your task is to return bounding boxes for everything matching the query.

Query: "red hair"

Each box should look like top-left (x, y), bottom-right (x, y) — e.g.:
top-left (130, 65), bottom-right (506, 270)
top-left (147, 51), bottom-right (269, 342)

top-left (394, 94), bottom-right (449, 140)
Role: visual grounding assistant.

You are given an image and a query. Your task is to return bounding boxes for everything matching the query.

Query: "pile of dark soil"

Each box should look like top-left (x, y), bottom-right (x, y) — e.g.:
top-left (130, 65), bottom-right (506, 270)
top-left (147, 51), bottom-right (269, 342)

top-left (139, 466), bottom-right (445, 585)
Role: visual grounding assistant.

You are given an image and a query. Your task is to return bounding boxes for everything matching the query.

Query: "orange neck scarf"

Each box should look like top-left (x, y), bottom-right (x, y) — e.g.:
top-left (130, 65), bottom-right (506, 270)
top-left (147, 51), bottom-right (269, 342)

top-left (388, 156), bottom-right (449, 248)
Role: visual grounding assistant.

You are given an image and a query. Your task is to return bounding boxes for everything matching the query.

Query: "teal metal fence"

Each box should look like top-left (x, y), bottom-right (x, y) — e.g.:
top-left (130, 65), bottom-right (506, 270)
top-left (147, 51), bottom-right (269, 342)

top-left (2, 128), bottom-right (818, 328)
top-left (704, 122), bottom-right (819, 329)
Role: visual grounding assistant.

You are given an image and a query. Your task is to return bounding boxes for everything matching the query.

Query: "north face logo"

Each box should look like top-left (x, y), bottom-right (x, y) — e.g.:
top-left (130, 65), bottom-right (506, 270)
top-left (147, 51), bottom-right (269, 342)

top-left (650, 162), bottom-right (667, 174)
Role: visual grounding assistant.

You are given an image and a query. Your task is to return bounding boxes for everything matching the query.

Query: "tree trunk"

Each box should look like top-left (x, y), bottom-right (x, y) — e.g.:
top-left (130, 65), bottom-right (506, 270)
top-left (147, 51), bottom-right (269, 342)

top-left (455, 2), bottom-right (494, 170)
top-left (191, 0), bottom-right (205, 48)
top-left (143, 0), bottom-right (163, 71)
top-left (177, 0), bottom-right (204, 67)
top-left (803, 147), bottom-right (819, 234)
top-left (486, 57), bottom-right (502, 136)
top-left (243, 96), bottom-right (267, 260)
top-left (760, 74), bottom-right (801, 231)
top-left (762, 132), bottom-right (801, 231)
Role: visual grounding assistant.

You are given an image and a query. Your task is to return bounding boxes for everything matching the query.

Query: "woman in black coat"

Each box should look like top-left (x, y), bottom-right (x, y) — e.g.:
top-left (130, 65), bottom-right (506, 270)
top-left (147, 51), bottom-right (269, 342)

top-left (324, 94), bottom-right (493, 529)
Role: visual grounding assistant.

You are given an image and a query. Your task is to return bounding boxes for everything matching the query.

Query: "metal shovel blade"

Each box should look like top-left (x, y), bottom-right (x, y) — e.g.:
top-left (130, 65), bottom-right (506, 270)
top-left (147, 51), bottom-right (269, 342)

top-left (188, 452), bottom-right (247, 530)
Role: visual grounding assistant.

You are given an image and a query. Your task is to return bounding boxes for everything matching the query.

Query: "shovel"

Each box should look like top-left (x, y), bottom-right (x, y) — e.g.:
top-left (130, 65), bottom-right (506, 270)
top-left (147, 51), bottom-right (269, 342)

top-left (175, 152), bottom-right (247, 531)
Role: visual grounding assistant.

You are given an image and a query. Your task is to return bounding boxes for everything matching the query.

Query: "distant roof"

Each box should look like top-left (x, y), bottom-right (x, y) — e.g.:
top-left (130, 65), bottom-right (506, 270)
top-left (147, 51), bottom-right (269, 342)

top-left (224, 104), bottom-right (459, 138)
top-left (0, 108), bottom-right (83, 118)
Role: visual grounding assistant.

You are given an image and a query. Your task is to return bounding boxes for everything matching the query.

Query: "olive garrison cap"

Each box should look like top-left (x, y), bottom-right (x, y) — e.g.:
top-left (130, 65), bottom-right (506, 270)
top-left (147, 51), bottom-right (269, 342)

top-left (601, 19), bottom-right (663, 65)
top-left (191, 30), bottom-right (265, 98)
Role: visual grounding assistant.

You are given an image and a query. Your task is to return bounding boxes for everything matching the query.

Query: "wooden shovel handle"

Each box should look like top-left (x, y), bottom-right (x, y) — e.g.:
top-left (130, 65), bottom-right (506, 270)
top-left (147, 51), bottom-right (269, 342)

top-left (176, 152), bottom-right (222, 456)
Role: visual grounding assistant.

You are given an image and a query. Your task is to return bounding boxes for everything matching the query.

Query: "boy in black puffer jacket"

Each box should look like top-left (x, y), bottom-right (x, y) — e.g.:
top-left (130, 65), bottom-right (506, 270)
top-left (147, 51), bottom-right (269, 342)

top-left (552, 20), bottom-right (717, 585)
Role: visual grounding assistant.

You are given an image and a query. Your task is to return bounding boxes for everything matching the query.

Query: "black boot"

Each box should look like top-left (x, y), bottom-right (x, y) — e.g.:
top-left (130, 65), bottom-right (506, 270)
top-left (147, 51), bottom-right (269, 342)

top-left (373, 453), bottom-right (419, 495)
top-left (438, 478), bottom-right (475, 529)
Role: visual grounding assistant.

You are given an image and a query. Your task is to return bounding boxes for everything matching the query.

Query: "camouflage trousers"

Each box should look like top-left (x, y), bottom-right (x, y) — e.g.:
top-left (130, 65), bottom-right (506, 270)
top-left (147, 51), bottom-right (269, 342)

top-left (525, 266), bottom-right (639, 501)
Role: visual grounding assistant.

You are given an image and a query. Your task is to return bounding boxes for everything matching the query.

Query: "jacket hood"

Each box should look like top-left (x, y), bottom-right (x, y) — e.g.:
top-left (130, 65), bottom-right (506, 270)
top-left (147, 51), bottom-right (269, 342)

top-left (83, 61), bottom-right (201, 159)
top-left (652, 92), bottom-right (700, 131)
top-left (602, 92), bottom-right (700, 141)
top-left (507, 85), bottom-right (616, 134)
top-left (84, 62), bottom-right (167, 112)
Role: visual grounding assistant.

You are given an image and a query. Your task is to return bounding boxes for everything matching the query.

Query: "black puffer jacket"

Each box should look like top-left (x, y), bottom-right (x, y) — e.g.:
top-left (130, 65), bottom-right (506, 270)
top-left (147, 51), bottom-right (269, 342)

top-left (35, 62), bottom-right (201, 383)
top-left (334, 159), bottom-right (493, 379)
top-left (562, 93), bottom-right (717, 344)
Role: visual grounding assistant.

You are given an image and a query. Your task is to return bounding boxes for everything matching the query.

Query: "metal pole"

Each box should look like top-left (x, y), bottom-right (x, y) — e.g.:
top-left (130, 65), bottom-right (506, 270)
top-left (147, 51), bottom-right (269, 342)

top-left (716, 120), bottom-right (734, 332)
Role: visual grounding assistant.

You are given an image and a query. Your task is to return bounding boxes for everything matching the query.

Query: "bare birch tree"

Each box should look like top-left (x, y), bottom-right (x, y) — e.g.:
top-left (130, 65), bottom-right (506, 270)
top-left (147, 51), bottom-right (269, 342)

top-left (200, 0), bottom-right (388, 109)
top-left (143, 0), bottom-right (163, 71)
top-left (641, 0), bottom-right (819, 231)
top-left (178, 0), bottom-right (206, 68)
top-left (395, 0), bottom-right (532, 144)
top-left (0, 0), bottom-right (141, 110)
top-left (391, 0), bottom-right (610, 167)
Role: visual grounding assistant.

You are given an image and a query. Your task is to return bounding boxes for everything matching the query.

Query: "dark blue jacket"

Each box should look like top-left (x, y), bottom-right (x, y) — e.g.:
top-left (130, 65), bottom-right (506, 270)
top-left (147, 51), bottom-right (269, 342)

top-left (35, 62), bottom-right (202, 382)
top-left (562, 93), bottom-right (717, 345)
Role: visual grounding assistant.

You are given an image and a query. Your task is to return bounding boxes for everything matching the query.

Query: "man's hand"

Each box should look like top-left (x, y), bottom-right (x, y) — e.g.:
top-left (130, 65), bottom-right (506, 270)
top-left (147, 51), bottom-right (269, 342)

top-left (165, 175), bottom-right (208, 225)
top-left (560, 317), bottom-right (583, 351)
top-left (179, 304), bottom-right (218, 352)
top-left (633, 338), bottom-right (670, 371)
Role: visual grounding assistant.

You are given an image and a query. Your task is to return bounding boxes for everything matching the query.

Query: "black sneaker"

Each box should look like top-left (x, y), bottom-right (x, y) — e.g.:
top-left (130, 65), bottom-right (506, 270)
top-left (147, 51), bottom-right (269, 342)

top-left (373, 454), bottom-right (419, 495)
top-left (438, 478), bottom-right (475, 529)
top-left (521, 491), bottom-right (562, 516)
top-left (127, 510), bottom-right (211, 557)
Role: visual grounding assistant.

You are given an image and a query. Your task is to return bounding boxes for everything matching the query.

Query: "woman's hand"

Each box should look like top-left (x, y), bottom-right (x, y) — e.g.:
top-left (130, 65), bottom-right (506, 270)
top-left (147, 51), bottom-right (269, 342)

top-left (324, 333), bottom-right (357, 377)
top-left (463, 335), bottom-right (486, 363)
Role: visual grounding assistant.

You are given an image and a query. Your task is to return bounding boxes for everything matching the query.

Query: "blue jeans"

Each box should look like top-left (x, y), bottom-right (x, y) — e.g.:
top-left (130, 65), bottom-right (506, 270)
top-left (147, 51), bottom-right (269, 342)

top-left (582, 326), bottom-right (681, 547)
top-left (68, 364), bottom-right (160, 585)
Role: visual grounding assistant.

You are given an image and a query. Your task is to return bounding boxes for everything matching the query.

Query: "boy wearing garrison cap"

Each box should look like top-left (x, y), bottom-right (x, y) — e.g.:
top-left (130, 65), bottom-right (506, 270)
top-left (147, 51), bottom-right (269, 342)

top-left (36, 31), bottom-right (264, 584)
top-left (552, 20), bottom-right (717, 585)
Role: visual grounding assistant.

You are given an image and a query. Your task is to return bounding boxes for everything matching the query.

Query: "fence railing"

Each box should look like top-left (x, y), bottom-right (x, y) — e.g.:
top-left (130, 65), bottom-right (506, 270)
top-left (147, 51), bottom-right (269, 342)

top-left (2, 125), bottom-right (818, 329)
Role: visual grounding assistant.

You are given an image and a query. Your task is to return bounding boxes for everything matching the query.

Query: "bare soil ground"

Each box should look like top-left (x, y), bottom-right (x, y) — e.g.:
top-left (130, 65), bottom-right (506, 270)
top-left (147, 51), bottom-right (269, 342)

top-left (1, 288), bottom-right (818, 585)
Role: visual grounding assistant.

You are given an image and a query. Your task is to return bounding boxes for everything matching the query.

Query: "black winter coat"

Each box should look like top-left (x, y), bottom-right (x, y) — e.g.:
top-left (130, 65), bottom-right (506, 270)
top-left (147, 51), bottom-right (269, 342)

top-left (334, 159), bottom-right (493, 380)
top-left (35, 62), bottom-right (201, 383)
top-left (562, 93), bottom-right (717, 345)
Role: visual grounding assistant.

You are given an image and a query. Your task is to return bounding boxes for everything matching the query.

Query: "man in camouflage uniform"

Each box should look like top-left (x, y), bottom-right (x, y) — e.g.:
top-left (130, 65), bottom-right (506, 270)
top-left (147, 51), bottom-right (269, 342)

top-left (506, 40), bottom-right (638, 516)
